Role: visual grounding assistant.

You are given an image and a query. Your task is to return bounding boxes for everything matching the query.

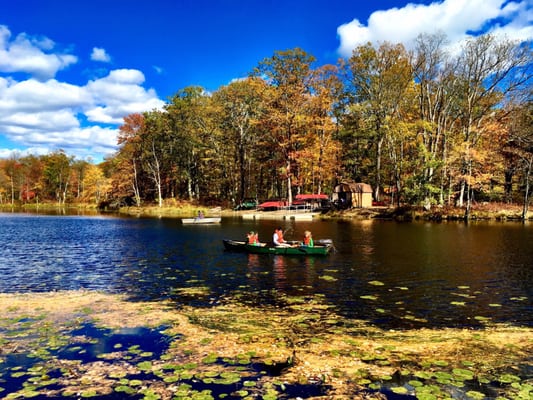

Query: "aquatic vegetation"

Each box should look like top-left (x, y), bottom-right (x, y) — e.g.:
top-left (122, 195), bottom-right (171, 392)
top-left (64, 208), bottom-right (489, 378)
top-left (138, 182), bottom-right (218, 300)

top-left (360, 295), bottom-right (379, 300)
top-left (0, 291), bottom-right (531, 399)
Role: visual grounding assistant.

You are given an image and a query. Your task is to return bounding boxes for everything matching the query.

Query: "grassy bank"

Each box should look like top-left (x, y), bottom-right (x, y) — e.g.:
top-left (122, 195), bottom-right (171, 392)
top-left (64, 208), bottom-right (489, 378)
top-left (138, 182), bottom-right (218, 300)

top-left (1, 200), bottom-right (530, 221)
top-left (1, 291), bottom-right (531, 399)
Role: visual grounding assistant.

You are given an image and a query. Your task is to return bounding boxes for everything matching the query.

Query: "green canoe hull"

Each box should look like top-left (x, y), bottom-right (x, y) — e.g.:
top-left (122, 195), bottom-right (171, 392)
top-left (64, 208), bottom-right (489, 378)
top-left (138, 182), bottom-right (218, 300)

top-left (223, 239), bottom-right (332, 256)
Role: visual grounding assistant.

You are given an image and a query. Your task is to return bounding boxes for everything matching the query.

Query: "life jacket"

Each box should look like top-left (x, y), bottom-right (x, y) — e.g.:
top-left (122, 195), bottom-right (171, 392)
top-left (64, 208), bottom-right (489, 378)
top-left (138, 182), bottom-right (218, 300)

top-left (303, 236), bottom-right (313, 246)
top-left (248, 233), bottom-right (258, 244)
top-left (277, 230), bottom-right (284, 243)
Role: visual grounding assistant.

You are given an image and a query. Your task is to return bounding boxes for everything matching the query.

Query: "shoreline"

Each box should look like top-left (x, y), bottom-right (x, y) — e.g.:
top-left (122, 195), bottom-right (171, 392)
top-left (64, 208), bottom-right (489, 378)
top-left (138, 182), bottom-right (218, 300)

top-left (1, 201), bottom-right (531, 221)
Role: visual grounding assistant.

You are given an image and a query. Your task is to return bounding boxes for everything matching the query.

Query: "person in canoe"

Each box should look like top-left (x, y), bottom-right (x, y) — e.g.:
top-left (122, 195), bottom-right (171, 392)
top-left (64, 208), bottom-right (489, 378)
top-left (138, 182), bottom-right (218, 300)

top-left (273, 227), bottom-right (291, 247)
top-left (247, 231), bottom-right (259, 245)
top-left (302, 230), bottom-right (314, 247)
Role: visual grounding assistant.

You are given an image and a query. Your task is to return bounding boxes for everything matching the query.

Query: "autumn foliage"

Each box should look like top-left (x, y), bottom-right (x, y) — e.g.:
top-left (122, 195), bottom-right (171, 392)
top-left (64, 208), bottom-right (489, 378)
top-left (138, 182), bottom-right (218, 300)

top-left (1, 33), bottom-right (531, 218)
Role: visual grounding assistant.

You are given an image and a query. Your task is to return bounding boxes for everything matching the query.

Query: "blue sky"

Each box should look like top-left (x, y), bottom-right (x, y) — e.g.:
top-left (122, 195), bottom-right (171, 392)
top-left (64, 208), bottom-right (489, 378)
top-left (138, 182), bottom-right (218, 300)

top-left (1, 0), bottom-right (532, 163)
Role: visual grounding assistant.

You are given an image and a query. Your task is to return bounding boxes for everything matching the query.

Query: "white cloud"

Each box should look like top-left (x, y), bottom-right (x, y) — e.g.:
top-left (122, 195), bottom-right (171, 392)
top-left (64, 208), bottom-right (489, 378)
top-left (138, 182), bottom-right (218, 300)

top-left (0, 69), bottom-right (165, 160)
top-left (0, 25), bottom-right (166, 162)
top-left (0, 78), bottom-right (88, 113)
top-left (337, 0), bottom-right (533, 57)
top-left (0, 25), bottom-right (77, 80)
top-left (85, 69), bottom-right (165, 124)
top-left (0, 125), bottom-right (118, 161)
top-left (91, 47), bottom-right (111, 63)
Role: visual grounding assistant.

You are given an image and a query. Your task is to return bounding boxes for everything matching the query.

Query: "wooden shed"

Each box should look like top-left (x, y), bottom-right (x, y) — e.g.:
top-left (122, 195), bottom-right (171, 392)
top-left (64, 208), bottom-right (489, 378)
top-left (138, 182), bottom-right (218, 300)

top-left (331, 182), bottom-right (373, 209)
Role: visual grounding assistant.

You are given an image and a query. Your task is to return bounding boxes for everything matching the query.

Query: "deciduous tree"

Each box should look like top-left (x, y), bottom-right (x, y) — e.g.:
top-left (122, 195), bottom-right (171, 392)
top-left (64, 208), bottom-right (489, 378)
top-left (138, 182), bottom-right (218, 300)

top-left (254, 48), bottom-right (316, 204)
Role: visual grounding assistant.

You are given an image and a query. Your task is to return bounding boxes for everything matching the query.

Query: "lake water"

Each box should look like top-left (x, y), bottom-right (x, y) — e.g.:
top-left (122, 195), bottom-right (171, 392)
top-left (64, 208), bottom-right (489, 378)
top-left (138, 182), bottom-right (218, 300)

top-left (1, 211), bottom-right (531, 329)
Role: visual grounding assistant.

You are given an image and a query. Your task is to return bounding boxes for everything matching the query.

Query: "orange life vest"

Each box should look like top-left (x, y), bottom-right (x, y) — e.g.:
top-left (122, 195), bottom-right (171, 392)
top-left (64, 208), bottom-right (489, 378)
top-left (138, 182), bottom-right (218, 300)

top-left (248, 233), bottom-right (258, 244)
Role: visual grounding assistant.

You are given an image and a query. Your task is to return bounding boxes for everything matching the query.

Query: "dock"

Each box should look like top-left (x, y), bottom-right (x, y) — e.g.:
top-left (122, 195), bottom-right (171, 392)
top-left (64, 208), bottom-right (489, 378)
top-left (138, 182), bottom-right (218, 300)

top-left (241, 211), bottom-right (319, 220)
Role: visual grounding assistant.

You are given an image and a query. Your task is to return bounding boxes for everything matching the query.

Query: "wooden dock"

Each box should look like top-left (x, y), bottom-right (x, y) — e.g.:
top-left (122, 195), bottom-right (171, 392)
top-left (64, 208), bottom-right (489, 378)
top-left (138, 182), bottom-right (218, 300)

top-left (241, 211), bottom-right (318, 221)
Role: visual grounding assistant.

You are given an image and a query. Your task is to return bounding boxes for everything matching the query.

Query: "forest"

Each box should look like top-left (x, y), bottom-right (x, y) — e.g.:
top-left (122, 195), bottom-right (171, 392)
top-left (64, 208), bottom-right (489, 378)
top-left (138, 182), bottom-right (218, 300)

top-left (1, 33), bottom-right (532, 218)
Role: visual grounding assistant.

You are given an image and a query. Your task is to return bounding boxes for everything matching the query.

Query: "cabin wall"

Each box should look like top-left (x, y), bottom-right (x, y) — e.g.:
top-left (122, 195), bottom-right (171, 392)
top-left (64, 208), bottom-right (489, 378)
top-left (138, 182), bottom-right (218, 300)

top-left (332, 184), bottom-right (373, 208)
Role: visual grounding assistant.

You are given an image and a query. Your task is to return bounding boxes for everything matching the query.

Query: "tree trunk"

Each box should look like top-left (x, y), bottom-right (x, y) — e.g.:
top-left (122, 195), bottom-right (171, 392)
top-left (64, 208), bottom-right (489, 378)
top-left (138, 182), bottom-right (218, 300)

top-left (132, 158), bottom-right (141, 207)
top-left (522, 157), bottom-right (532, 221)
top-left (374, 136), bottom-right (384, 202)
top-left (286, 160), bottom-right (293, 205)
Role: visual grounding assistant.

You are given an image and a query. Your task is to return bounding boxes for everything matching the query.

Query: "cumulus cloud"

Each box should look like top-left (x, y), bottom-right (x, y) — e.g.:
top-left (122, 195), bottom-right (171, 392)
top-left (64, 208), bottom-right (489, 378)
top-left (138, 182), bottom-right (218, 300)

top-left (0, 25), bottom-right (77, 80)
top-left (90, 47), bottom-right (111, 63)
top-left (337, 0), bottom-right (533, 57)
top-left (85, 69), bottom-right (165, 124)
top-left (0, 70), bottom-right (165, 158)
top-left (0, 26), bottom-right (165, 162)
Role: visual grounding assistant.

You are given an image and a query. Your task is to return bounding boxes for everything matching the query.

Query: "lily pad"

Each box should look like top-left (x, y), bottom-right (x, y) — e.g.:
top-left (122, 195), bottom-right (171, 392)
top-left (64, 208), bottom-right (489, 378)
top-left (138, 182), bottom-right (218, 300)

top-left (465, 390), bottom-right (485, 399)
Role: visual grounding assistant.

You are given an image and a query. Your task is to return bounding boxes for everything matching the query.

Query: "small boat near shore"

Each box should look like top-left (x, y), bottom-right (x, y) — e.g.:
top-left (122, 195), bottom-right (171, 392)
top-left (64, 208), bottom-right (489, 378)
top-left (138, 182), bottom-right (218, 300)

top-left (222, 239), bottom-right (332, 256)
top-left (182, 217), bottom-right (221, 224)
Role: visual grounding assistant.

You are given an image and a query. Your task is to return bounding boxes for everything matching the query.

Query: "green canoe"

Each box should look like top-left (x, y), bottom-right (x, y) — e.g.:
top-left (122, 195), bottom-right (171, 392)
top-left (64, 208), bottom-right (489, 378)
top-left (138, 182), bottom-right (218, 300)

top-left (223, 239), bottom-right (332, 256)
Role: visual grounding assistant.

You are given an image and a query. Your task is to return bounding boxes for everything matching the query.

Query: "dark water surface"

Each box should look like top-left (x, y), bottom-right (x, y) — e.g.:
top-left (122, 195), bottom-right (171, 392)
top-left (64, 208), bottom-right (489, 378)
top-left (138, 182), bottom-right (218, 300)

top-left (1, 211), bottom-right (531, 329)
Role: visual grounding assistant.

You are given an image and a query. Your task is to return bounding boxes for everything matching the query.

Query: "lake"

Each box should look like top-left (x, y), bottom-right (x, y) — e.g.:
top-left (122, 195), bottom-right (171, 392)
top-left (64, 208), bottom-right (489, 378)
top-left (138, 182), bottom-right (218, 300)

top-left (1, 211), bottom-right (531, 329)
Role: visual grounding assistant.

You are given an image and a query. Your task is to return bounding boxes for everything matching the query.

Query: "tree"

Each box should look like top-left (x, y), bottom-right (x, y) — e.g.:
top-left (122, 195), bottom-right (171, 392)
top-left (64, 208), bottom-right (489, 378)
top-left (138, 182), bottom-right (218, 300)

top-left (140, 110), bottom-right (168, 207)
top-left (116, 113), bottom-right (145, 207)
top-left (450, 34), bottom-right (532, 217)
top-left (82, 164), bottom-right (110, 204)
top-left (305, 64), bottom-right (343, 194)
top-left (71, 159), bottom-right (91, 200)
top-left (0, 165), bottom-right (8, 203)
top-left (253, 48), bottom-right (316, 204)
top-left (18, 155), bottom-right (44, 203)
top-left (41, 150), bottom-right (73, 205)
top-left (2, 154), bottom-right (22, 205)
top-left (344, 42), bottom-right (414, 202)
top-left (412, 32), bottom-right (455, 206)
top-left (504, 101), bottom-right (533, 219)
top-left (166, 86), bottom-right (215, 202)
top-left (212, 77), bottom-right (267, 204)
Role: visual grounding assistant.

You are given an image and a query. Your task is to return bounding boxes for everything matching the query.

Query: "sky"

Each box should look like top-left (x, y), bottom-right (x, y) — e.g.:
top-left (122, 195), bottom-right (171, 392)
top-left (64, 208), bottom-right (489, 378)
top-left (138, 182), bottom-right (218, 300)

top-left (1, 0), bottom-right (532, 163)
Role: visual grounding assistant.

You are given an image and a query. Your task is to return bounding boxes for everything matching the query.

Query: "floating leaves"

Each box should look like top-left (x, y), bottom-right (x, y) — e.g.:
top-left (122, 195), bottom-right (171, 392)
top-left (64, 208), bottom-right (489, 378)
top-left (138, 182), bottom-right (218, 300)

top-left (319, 275), bottom-right (337, 282)
top-left (497, 373), bottom-right (521, 384)
top-left (360, 295), bottom-right (378, 301)
top-left (0, 291), bottom-right (531, 400)
top-left (465, 390), bottom-right (485, 399)
top-left (452, 368), bottom-right (474, 381)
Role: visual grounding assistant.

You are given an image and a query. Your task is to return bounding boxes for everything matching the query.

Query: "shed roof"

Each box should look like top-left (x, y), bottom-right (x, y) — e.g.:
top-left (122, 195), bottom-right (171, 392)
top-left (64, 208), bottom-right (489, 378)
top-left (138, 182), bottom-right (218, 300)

top-left (334, 182), bottom-right (372, 193)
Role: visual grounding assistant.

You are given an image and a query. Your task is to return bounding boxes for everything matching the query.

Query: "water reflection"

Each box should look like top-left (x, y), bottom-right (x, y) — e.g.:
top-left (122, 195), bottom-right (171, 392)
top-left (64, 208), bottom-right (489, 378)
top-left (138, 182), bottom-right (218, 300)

top-left (1, 212), bottom-right (532, 329)
top-left (272, 256), bottom-right (287, 290)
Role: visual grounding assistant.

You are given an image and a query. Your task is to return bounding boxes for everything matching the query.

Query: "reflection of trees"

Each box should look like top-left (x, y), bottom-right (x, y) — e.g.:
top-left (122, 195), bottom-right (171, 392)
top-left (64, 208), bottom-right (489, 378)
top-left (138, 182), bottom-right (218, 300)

top-left (356, 220), bottom-right (376, 264)
top-left (246, 254), bottom-right (261, 286)
top-left (247, 254), bottom-right (260, 268)
top-left (273, 256), bottom-right (288, 290)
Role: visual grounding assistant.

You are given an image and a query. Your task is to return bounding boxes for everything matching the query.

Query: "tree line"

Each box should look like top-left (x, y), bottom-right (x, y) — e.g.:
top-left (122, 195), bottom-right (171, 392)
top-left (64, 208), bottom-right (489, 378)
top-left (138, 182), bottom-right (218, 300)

top-left (1, 33), bottom-right (532, 218)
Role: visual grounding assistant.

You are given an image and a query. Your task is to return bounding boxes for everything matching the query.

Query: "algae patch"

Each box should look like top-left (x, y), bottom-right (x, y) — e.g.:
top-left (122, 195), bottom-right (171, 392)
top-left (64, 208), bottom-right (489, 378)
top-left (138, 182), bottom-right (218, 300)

top-left (0, 290), bottom-right (531, 399)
